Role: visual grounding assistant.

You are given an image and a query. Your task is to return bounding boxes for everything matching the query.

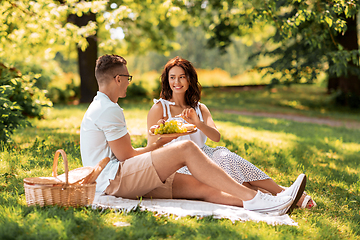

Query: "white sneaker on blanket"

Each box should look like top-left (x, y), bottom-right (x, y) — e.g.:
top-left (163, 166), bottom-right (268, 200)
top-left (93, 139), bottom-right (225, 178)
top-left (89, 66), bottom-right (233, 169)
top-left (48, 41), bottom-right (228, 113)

top-left (243, 191), bottom-right (293, 215)
top-left (276, 173), bottom-right (307, 215)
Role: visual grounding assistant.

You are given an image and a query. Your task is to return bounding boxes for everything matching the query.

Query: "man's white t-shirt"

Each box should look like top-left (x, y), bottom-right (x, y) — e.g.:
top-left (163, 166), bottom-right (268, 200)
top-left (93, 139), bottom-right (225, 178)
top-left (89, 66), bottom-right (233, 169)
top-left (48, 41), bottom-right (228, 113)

top-left (80, 91), bottom-right (128, 192)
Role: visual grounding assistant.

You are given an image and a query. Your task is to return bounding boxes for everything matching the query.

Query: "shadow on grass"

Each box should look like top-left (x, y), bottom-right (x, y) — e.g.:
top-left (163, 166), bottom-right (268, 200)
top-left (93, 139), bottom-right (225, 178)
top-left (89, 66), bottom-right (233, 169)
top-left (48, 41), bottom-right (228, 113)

top-left (202, 86), bottom-right (360, 120)
top-left (0, 193), bottom-right (254, 240)
top-left (2, 102), bottom-right (359, 238)
top-left (211, 111), bottom-right (360, 235)
top-left (212, 111), bottom-right (360, 182)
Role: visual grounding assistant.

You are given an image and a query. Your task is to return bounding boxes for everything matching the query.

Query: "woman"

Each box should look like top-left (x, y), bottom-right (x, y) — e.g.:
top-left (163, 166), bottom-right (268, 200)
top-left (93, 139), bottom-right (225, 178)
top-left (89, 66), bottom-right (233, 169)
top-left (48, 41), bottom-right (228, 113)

top-left (147, 56), bottom-right (316, 209)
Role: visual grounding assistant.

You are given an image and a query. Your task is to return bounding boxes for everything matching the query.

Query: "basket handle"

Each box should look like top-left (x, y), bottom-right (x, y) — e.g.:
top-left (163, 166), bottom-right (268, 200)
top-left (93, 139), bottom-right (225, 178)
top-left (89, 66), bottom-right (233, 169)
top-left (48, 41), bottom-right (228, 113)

top-left (52, 149), bottom-right (69, 185)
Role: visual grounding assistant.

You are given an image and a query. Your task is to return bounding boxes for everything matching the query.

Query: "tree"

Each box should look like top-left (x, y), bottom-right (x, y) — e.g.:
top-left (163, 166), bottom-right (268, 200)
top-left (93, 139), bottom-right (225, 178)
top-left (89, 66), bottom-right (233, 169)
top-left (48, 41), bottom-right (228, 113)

top-left (0, 0), bottom-right (102, 63)
top-left (64, 0), bottom-right (183, 102)
top-left (181, 0), bottom-right (360, 107)
top-left (0, 0), bottom-right (100, 142)
top-left (126, 25), bottom-right (256, 77)
top-left (67, 11), bottom-right (98, 103)
top-left (1, 0), bottom-right (184, 102)
top-left (0, 0), bottom-right (185, 141)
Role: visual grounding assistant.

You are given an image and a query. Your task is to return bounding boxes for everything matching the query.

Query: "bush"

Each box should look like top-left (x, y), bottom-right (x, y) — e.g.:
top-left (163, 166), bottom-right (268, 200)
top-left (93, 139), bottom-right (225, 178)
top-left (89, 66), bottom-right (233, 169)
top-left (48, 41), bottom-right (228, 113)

top-left (0, 85), bottom-right (26, 143)
top-left (11, 59), bottom-right (63, 90)
top-left (0, 63), bottom-right (52, 143)
top-left (126, 81), bottom-right (149, 99)
top-left (47, 74), bottom-right (80, 104)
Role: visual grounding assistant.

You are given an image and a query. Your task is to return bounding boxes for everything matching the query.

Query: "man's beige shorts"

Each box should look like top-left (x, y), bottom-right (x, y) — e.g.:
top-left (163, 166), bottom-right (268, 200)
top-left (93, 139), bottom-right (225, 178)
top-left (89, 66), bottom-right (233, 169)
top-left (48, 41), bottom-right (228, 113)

top-left (105, 152), bottom-right (175, 199)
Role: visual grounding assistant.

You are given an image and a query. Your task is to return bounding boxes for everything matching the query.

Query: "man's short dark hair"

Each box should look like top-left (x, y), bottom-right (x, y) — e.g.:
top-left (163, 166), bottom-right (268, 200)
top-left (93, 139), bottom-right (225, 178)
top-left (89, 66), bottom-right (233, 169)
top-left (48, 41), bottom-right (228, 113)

top-left (95, 54), bottom-right (127, 83)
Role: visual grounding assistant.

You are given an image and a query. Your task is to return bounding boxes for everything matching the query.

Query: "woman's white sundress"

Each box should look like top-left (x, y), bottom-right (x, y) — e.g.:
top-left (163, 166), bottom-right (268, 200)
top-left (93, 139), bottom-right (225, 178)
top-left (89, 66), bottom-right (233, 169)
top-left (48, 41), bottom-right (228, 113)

top-left (153, 98), bottom-right (270, 184)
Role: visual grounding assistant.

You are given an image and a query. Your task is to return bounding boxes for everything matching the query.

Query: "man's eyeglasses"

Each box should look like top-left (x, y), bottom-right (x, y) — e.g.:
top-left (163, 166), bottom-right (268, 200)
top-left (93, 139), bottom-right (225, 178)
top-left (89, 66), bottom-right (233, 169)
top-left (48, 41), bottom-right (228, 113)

top-left (114, 74), bottom-right (132, 82)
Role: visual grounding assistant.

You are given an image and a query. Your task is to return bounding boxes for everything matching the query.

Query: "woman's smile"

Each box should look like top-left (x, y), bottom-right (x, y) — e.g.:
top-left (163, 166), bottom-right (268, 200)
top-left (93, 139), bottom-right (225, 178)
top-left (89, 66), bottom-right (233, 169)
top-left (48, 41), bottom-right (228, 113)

top-left (173, 85), bottom-right (184, 90)
top-left (168, 66), bottom-right (189, 93)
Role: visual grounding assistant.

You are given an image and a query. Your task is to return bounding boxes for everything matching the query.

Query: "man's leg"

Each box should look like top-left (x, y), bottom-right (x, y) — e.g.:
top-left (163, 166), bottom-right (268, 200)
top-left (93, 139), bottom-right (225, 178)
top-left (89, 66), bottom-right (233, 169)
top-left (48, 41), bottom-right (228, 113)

top-left (151, 140), bottom-right (308, 214)
top-left (151, 140), bottom-right (256, 201)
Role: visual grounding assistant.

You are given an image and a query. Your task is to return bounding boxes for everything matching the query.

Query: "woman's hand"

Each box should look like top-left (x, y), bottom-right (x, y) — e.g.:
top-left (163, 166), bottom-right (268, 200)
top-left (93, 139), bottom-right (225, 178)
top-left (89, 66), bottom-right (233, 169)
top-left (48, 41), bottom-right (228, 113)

top-left (157, 119), bottom-right (166, 125)
top-left (180, 108), bottom-right (200, 125)
top-left (181, 104), bottom-right (221, 142)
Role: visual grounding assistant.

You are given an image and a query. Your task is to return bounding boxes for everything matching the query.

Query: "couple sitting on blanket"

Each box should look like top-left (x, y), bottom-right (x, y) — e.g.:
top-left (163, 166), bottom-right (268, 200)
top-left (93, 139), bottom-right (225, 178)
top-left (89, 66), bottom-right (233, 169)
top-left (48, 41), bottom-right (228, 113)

top-left (80, 54), bottom-right (316, 215)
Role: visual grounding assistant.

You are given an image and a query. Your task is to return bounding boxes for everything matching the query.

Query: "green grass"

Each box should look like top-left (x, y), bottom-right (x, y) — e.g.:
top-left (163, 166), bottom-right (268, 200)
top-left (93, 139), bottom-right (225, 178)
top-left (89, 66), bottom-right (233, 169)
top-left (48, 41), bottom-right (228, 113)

top-left (1, 85), bottom-right (360, 239)
top-left (202, 84), bottom-right (360, 121)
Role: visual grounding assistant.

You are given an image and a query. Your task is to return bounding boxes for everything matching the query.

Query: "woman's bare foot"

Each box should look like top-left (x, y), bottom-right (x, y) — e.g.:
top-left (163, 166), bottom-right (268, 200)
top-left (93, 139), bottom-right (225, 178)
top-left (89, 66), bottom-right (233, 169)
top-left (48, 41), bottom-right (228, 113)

top-left (297, 193), bottom-right (317, 209)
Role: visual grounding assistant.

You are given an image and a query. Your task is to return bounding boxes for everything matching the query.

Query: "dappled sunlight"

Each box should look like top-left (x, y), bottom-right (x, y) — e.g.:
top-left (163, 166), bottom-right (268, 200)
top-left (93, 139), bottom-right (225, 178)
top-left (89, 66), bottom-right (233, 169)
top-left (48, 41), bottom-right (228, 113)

top-left (341, 142), bottom-right (360, 152)
top-left (44, 104), bottom-right (88, 119)
top-left (23, 105), bottom-right (87, 137)
top-left (323, 136), bottom-right (360, 155)
top-left (216, 121), bottom-right (299, 149)
top-left (264, 118), bottom-right (280, 125)
top-left (35, 116), bottom-right (82, 132)
top-left (343, 165), bottom-right (359, 176)
top-left (203, 85), bottom-right (360, 121)
top-left (13, 105), bottom-right (151, 148)
top-left (127, 119), bottom-right (148, 136)
top-left (279, 100), bottom-right (310, 110)
top-left (294, 175), bottom-right (359, 238)
top-left (0, 152), bottom-right (12, 174)
top-left (209, 110), bottom-right (360, 217)
top-left (1, 101), bottom-right (359, 239)
top-left (123, 109), bottom-right (149, 136)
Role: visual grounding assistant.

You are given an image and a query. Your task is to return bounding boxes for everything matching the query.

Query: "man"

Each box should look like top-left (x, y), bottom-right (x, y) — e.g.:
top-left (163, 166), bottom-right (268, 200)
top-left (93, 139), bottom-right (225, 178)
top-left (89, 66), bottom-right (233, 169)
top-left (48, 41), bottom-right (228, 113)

top-left (80, 54), bottom-right (306, 215)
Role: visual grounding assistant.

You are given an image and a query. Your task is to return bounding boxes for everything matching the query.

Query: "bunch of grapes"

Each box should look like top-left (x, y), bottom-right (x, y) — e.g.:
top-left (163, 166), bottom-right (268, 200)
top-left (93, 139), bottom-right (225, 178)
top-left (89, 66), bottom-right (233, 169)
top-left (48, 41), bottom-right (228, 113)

top-left (154, 120), bottom-right (187, 134)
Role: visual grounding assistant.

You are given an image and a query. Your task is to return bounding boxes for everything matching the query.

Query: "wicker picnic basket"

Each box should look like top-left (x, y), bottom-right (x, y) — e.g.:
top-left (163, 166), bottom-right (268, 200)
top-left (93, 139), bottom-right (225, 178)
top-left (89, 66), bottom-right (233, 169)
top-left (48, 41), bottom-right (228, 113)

top-left (23, 149), bottom-right (97, 207)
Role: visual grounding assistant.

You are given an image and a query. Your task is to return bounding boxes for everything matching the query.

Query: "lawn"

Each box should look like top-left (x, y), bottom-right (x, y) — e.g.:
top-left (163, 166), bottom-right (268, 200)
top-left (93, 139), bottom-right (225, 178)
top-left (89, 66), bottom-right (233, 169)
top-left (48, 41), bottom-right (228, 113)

top-left (202, 84), bottom-right (360, 121)
top-left (1, 84), bottom-right (359, 239)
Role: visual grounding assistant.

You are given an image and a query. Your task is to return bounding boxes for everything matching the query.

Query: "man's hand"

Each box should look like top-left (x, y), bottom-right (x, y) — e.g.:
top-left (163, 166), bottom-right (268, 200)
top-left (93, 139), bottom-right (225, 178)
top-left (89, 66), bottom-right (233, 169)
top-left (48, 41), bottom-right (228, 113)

top-left (155, 136), bottom-right (178, 146)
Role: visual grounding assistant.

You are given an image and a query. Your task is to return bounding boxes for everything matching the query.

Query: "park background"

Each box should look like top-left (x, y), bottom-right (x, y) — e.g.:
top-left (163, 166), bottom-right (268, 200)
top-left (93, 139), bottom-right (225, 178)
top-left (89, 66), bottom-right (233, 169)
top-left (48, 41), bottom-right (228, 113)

top-left (1, 1), bottom-right (360, 239)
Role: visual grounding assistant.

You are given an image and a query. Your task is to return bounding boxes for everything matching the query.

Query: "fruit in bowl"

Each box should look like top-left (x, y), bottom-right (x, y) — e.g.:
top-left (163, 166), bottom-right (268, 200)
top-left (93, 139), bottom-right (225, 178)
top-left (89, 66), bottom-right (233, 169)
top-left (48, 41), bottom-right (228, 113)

top-left (150, 120), bottom-right (195, 135)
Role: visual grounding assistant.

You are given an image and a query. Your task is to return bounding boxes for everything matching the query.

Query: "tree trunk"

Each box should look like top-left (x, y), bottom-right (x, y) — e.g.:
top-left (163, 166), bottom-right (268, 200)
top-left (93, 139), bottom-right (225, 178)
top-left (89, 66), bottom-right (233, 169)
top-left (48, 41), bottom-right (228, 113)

top-left (330, 14), bottom-right (360, 107)
top-left (69, 13), bottom-right (98, 103)
top-left (327, 76), bottom-right (339, 94)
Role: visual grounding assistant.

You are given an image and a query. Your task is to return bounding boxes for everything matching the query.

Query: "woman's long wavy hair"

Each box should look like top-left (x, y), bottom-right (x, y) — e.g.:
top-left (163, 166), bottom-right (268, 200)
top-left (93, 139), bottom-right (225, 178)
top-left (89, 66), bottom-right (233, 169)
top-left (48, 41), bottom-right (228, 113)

top-left (160, 56), bottom-right (202, 109)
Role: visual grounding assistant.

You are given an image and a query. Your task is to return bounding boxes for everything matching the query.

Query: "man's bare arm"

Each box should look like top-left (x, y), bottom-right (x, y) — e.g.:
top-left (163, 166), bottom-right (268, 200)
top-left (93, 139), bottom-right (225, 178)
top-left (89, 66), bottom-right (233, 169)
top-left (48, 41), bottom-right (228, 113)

top-left (108, 133), bottom-right (175, 162)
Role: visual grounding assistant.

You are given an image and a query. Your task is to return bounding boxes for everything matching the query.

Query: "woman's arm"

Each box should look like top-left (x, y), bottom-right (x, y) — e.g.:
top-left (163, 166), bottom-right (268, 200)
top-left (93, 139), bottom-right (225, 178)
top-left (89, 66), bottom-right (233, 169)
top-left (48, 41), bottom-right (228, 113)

top-left (147, 102), bottom-right (166, 145)
top-left (182, 104), bottom-right (221, 142)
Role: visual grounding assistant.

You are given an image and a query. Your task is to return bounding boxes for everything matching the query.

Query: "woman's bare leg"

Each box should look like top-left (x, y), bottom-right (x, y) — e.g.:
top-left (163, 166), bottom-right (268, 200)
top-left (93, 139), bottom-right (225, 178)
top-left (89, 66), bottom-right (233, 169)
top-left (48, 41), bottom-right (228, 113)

top-left (244, 179), bottom-right (283, 194)
top-left (172, 173), bottom-right (243, 207)
top-left (151, 140), bottom-right (256, 201)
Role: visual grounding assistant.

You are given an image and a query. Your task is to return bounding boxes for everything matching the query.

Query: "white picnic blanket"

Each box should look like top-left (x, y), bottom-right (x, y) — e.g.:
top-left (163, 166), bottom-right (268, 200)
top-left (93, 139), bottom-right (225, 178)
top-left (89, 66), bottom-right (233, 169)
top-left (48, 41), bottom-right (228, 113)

top-left (92, 192), bottom-right (298, 226)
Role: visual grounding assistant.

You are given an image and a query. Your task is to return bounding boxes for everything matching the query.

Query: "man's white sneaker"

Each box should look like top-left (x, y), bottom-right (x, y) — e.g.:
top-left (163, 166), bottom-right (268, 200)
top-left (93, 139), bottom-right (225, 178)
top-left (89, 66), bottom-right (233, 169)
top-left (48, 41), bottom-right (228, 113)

top-left (243, 190), bottom-right (293, 215)
top-left (277, 173), bottom-right (307, 214)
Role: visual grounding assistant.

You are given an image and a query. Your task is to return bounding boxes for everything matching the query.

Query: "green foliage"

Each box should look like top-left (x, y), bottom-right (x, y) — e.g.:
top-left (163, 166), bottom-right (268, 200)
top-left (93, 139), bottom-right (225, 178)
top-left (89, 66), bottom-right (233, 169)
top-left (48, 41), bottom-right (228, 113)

top-left (47, 77), bottom-right (80, 104)
top-left (182, 0), bottom-right (360, 106)
top-left (1, 54), bottom-right (80, 105)
top-left (0, 64), bottom-right (52, 143)
top-left (125, 81), bottom-right (149, 100)
top-left (126, 25), bottom-right (257, 77)
top-left (0, 0), bottom-right (109, 106)
top-left (0, 0), bottom-right (105, 61)
top-left (0, 84), bottom-right (26, 144)
top-left (97, 0), bottom-right (185, 56)
top-left (252, 1), bottom-right (360, 84)
top-left (11, 59), bottom-right (63, 90)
